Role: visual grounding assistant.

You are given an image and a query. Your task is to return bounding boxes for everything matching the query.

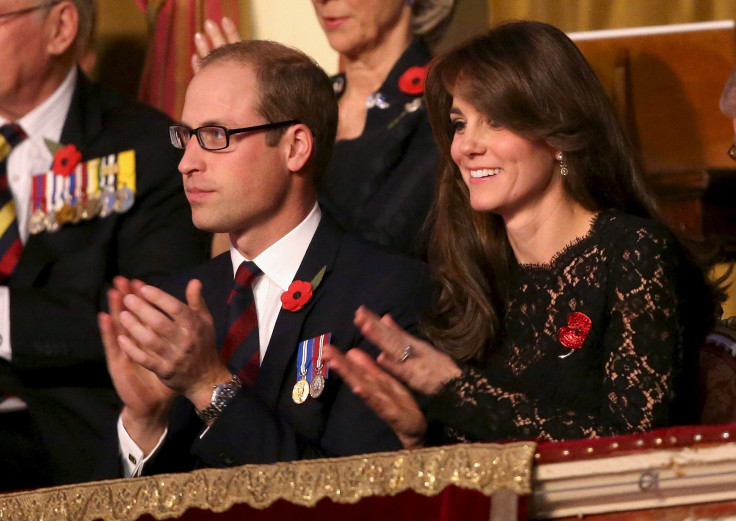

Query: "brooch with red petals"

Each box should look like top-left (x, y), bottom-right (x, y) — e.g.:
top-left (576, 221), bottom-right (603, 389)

top-left (398, 65), bottom-right (428, 95)
top-left (281, 265), bottom-right (327, 312)
top-left (558, 312), bottom-right (592, 358)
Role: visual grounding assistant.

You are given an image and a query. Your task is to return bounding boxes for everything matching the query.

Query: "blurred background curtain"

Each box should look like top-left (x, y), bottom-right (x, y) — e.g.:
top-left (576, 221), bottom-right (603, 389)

top-left (134, 0), bottom-right (242, 120)
top-left (487, 0), bottom-right (736, 31)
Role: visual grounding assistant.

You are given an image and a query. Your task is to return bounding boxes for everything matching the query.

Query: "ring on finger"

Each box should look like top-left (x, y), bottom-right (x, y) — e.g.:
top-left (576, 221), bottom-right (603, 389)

top-left (398, 344), bottom-right (414, 363)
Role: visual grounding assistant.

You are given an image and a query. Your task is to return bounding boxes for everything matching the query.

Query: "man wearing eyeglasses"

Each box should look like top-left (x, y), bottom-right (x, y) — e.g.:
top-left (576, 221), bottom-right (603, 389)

top-left (0, 0), bottom-right (209, 490)
top-left (97, 40), bottom-right (429, 477)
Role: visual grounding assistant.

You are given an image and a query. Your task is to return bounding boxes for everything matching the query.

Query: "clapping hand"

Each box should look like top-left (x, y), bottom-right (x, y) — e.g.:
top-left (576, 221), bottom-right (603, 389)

top-left (322, 345), bottom-right (427, 449)
top-left (322, 306), bottom-right (463, 449)
top-left (353, 306), bottom-right (461, 395)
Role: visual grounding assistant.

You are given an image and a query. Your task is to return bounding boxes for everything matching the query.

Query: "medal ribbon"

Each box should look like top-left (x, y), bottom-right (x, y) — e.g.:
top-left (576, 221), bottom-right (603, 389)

top-left (32, 174), bottom-right (44, 213)
top-left (310, 333), bottom-right (331, 380)
top-left (296, 338), bottom-right (312, 382)
top-left (44, 173), bottom-right (52, 215)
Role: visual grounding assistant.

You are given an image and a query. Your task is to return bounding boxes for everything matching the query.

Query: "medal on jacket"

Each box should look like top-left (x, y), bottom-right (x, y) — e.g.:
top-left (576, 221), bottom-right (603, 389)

top-left (28, 175), bottom-right (46, 234)
top-left (309, 333), bottom-right (331, 399)
top-left (43, 173), bottom-right (60, 233)
top-left (114, 150), bottom-right (136, 213)
top-left (99, 155), bottom-right (118, 218)
top-left (292, 339), bottom-right (312, 404)
top-left (28, 149), bottom-right (137, 234)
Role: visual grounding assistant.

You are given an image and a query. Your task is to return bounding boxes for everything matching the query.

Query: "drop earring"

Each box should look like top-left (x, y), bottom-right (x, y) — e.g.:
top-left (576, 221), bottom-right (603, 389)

top-left (556, 151), bottom-right (569, 176)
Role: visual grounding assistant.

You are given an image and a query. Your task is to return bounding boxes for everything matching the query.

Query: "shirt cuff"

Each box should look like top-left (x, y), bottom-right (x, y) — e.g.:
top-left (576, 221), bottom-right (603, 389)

top-left (0, 286), bottom-right (11, 361)
top-left (117, 415), bottom-right (168, 477)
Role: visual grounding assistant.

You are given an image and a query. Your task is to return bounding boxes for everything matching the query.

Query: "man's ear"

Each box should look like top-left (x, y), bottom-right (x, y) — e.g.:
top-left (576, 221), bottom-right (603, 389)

top-left (285, 124), bottom-right (314, 174)
top-left (45, 1), bottom-right (79, 57)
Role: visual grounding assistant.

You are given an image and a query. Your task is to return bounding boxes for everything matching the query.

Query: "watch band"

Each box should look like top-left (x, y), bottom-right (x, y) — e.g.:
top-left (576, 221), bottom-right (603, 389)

top-left (196, 374), bottom-right (243, 423)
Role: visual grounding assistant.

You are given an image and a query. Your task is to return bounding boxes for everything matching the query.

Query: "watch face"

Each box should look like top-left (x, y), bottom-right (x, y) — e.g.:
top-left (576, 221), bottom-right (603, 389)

top-left (212, 378), bottom-right (240, 404)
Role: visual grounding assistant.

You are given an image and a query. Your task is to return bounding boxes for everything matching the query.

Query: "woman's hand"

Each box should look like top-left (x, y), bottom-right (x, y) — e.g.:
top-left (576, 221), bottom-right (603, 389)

top-left (354, 306), bottom-right (462, 395)
top-left (191, 17), bottom-right (242, 72)
top-left (323, 345), bottom-right (426, 449)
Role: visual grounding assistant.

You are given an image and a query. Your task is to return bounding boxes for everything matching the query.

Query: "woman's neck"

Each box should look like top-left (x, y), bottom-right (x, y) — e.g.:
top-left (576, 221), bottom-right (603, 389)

top-left (335, 29), bottom-right (413, 141)
top-left (505, 200), bottom-right (597, 266)
top-left (342, 28), bottom-right (413, 98)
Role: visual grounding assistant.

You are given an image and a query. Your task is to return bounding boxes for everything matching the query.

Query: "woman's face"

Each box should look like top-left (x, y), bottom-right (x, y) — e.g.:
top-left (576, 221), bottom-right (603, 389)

top-left (311, 0), bottom-right (411, 57)
top-left (449, 96), bottom-right (561, 221)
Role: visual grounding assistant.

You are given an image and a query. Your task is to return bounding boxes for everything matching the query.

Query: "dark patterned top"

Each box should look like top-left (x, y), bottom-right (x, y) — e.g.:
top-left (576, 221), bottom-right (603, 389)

top-left (319, 38), bottom-right (438, 258)
top-left (426, 211), bottom-right (712, 443)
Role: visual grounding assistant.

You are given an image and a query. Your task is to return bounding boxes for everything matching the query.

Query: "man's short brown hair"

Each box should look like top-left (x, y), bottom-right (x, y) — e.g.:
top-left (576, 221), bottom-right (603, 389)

top-left (200, 41), bottom-right (338, 185)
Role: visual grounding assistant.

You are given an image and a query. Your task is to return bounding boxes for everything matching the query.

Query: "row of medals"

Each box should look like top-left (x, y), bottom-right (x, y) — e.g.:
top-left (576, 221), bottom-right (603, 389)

top-left (292, 364), bottom-right (326, 404)
top-left (29, 185), bottom-right (135, 235)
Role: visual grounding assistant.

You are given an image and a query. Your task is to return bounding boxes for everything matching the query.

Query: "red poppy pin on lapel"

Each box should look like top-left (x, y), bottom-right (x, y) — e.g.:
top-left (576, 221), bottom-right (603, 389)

top-left (558, 312), bottom-right (592, 358)
top-left (398, 66), bottom-right (428, 95)
top-left (281, 265), bottom-right (327, 312)
top-left (51, 143), bottom-right (82, 177)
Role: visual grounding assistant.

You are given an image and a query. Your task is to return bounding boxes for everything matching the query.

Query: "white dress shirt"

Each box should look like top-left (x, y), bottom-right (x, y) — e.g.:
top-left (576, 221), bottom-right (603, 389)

top-left (119, 204), bottom-right (322, 476)
top-left (0, 68), bottom-right (76, 414)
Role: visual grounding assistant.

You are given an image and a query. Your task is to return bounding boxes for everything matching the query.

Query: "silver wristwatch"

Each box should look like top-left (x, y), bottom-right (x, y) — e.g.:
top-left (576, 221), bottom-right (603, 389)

top-left (196, 374), bottom-right (243, 423)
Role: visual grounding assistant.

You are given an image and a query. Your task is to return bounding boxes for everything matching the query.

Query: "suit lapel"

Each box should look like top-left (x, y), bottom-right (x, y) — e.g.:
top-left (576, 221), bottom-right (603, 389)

top-left (253, 215), bottom-right (343, 409)
top-left (59, 70), bottom-right (103, 150)
top-left (12, 71), bottom-right (103, 287)
top-left (198, 253), bottom-right (233, 348)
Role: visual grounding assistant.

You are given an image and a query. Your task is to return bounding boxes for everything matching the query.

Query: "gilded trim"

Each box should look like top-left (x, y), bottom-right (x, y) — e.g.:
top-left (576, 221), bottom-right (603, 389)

top-left (0, 442), bottom-right (534, 521)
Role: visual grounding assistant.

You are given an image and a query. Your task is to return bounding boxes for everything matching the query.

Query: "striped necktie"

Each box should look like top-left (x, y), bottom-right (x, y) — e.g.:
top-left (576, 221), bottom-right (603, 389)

top-left (220, 260), bottom-right (262, 385)
top-left (0, 124), bottom-right (26, 283)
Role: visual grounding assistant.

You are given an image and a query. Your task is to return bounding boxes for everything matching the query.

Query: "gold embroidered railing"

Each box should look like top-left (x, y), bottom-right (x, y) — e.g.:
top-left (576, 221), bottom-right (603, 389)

top-left (0, 442), bottom-right (535, 521)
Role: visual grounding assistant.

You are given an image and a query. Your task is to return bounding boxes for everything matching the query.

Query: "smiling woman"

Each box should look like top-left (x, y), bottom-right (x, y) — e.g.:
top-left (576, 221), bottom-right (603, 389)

top-left (323, 20), bottom-right (728, 448)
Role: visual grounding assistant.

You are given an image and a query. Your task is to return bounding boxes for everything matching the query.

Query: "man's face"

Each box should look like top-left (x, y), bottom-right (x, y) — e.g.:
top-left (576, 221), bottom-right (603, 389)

top-left (0, 0), bottom-right (55, 119)
top-left (179, 61), bottom-right (296, 245)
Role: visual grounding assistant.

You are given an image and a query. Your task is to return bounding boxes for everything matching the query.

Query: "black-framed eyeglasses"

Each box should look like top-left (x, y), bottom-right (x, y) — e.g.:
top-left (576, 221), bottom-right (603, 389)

top-left (0, 0), bottom-right (60, 20)
top-left (729, 144), bottom-right (736, 161)
top-left (169, 120), bottom-right (300, 151)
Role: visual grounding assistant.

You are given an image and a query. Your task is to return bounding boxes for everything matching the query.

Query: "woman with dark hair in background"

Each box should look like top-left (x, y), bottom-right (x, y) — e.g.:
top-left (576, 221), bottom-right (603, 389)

top-left (324, 20), bottom-right (725, 448)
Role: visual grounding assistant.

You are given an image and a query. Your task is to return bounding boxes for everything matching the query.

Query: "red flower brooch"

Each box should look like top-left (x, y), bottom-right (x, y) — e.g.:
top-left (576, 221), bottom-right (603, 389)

top-left (558, 312), bottom-right (592, 358)
top-left (51, 144), bottom-right (82, 177)
top-left (398, 66), bottom-right (428, 96)
top-left (281, 265), bottom-right (327, 312)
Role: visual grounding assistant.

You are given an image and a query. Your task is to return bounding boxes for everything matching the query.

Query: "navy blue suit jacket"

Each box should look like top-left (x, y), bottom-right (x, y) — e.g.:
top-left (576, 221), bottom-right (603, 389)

top-left (143, 214), bottom-right (430, 473)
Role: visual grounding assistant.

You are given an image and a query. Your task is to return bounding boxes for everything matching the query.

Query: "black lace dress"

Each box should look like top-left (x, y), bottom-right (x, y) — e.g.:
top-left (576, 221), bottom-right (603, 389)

top-left (425, 212), bottom-right (712, 443)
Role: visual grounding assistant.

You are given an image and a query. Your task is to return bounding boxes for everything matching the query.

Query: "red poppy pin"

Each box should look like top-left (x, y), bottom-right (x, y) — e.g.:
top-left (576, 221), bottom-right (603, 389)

top-left (558, 312), bottom-right (592, 358)
top-left (398, 66), bottom-right (428, 96)
top-left (51, 143), bottom-right (82, 177)
top-left (281, 265), bottom-right (327, 312)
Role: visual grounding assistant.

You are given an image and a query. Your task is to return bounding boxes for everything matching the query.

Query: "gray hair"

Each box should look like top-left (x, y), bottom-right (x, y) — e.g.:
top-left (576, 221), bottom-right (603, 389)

top-left (69, 0), bottom-right (96, 58)
top-left (720, 66), bottom-right (736, 118)
top-left (38, 0), bottom-right (96, 58)
top-left (411, 0), bottom-right (455, 43)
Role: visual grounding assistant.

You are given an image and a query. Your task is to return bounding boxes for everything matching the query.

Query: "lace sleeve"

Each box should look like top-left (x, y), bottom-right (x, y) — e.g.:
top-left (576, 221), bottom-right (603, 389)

top-left (426, 228), bottom-right (687, 443)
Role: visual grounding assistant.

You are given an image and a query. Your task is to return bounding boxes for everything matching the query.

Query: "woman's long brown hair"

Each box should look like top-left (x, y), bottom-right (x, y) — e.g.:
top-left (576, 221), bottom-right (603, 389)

top-left (421, 20), bottom-right (697, 362)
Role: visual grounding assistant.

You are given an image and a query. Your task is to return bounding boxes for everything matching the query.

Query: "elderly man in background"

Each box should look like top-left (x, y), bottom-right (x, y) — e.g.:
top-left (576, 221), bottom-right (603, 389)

top-left (0, 0), bottom-right (208, 490)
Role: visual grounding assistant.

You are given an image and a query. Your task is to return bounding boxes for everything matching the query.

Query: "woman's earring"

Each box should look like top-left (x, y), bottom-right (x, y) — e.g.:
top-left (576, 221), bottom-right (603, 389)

top-left (556, 151), bottom-right (569, 176)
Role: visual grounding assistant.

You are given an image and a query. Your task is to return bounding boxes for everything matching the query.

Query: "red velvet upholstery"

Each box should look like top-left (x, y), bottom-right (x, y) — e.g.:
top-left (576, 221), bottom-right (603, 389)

top-left (697, 317), bottom-right (736, 424)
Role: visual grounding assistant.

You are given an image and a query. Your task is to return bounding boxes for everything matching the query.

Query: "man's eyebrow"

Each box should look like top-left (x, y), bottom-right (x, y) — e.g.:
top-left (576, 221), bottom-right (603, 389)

top-left (177, 119), bottom-right (226, 128)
